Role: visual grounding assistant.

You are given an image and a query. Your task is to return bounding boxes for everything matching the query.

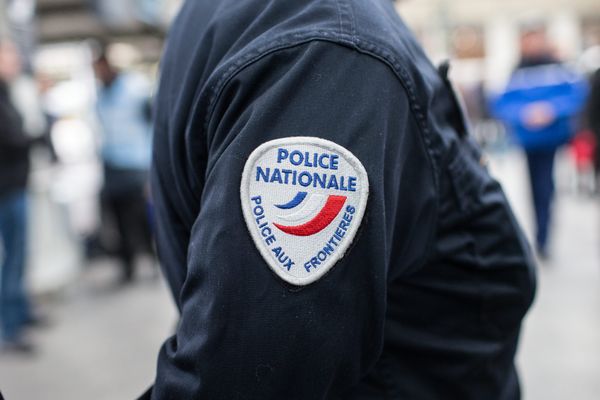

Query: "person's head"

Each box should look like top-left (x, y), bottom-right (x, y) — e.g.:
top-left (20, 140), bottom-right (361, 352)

top-left (0, 40), bottom-right (22, 83)
top-left (519, 24), bottom-right (550, 60)
top-left (36, 72), bottom-right (54, 95)
top-left (92, 46), bottom-right (117, 87)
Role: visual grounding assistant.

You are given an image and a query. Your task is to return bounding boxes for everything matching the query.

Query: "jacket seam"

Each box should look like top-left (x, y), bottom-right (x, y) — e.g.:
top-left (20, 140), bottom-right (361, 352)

top-left (348, 37), bottom-right (440, 279)
top-left (337, 0), bottom-right (356, 43)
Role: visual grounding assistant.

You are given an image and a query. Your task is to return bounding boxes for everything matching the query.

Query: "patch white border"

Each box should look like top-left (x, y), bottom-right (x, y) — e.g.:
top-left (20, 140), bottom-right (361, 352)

top-left (240, 136), bottom-right (369, 286)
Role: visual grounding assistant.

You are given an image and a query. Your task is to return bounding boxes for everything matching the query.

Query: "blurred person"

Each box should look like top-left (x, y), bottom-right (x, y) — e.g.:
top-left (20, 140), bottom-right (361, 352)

top-left (0, 39), bottom-right (33, 353)
top-left (142, 1), bottom-right (536, 399)
top-left (493, 24), bottom-right (588, 258)
top-left (588, 66), bottom-right (600, 183)
top-left (92, 46), bottom-right (154, 284)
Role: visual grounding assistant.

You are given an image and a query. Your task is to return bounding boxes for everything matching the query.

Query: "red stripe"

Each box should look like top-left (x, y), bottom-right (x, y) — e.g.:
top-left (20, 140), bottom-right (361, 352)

top-left (274, 195), bottom-right (347, 236)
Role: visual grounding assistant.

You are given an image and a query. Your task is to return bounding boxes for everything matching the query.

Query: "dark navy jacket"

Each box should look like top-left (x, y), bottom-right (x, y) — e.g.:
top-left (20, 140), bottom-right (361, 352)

top-left (145, 0), bottom-right (536, 398)
top-left (0, 81), bottom-right (29, 198)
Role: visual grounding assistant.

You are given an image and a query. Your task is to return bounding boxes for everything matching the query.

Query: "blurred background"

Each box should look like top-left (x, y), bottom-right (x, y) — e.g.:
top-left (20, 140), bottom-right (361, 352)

top-left (0, 0), bottom-right (599, 399)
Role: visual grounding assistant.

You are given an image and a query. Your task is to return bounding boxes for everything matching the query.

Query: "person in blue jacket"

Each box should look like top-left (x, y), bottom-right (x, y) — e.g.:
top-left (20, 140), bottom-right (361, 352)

top-left (493, 25), bottom-right (588, 258)
top-left (142, 1), bottom-right (537, 399)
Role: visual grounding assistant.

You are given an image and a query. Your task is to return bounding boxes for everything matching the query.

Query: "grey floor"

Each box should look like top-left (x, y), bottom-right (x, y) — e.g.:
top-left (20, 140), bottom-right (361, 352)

top-left (0, 150), bottom-right (599, 400)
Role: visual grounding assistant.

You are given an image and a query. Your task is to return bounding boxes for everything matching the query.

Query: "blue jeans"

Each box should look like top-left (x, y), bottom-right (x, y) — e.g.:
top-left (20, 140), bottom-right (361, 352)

top-left (0, 190), bottom-right (30, 341)
top-left (525, 149), bottom-right (556, 252)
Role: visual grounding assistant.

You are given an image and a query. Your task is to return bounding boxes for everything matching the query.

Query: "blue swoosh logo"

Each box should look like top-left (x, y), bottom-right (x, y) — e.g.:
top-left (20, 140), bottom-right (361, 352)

top-left (275, 191), bottom-right (308, 210)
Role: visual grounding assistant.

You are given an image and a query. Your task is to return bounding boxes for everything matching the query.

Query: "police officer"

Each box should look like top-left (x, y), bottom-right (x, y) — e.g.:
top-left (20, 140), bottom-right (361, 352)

top-left (492, 24), bottom-right (588, 259)
top-left (143, 0), bottom-right (536, 399)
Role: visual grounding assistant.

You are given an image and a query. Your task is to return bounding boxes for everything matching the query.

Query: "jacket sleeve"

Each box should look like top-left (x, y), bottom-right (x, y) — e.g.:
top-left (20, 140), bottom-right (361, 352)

top-left (0, 99), bottom-right (28, 151)
top-left (491, 67), bottom-right (589, 127)
top-left (149, 40), bottom-right (437, 399)
top-left (550, 79), bottom-right (589, 119)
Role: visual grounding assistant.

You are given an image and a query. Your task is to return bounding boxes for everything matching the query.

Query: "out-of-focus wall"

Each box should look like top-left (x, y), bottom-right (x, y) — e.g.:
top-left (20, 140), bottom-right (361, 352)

top-left (0, 0), bottom-right (7, 37)
top-left (397, 0), bottom-right (600, 90)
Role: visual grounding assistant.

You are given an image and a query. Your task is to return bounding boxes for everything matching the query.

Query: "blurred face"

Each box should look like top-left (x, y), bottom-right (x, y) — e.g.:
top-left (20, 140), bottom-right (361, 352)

top-left (93, 58), bottom-right (115, 86)
top-left (520, 30), bottom-right (549, 59)
top-left (0, 41), bottom-right (22, 82)
top-left (37, 73), bottom-right (54, 94)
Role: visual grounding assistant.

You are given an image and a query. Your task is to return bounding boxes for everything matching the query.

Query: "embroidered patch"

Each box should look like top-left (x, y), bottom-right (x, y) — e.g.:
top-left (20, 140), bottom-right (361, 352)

top-left (240, 137), bottom-right (369, 286)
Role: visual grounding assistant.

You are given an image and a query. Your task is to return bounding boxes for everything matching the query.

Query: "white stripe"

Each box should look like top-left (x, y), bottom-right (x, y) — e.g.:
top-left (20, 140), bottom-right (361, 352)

top-left (277, 194), bottom-right (325, 223)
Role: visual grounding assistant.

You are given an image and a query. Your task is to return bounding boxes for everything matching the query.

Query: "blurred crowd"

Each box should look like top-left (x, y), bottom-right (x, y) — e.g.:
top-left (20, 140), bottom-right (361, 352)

top-left (0, 38), bottom-right (156, 352)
